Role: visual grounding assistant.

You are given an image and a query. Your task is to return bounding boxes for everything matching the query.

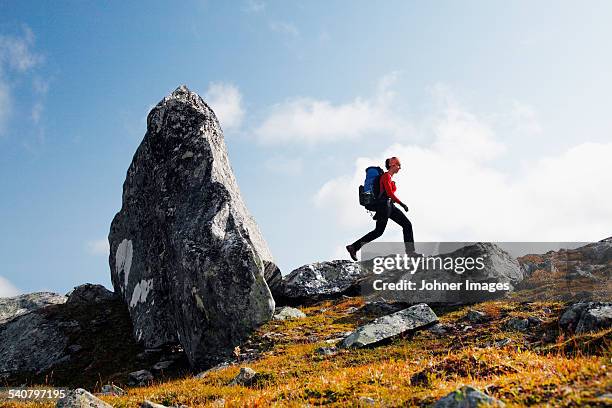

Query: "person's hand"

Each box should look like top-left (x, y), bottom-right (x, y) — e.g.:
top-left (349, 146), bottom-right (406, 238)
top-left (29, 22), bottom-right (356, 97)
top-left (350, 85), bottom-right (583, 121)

top-left (400, 203), bottom-right (409, 212)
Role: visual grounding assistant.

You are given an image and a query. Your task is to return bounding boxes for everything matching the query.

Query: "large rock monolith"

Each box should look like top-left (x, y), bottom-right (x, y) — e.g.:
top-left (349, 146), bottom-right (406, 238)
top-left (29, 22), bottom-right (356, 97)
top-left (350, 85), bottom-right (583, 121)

top-left (108, 85), bottom-right (277, 368)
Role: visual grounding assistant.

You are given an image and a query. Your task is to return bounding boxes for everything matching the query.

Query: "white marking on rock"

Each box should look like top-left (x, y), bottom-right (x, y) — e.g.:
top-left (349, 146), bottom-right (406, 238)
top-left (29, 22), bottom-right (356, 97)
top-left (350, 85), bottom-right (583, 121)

top-left (130, 279), bottom-right (153, 308)
top-left (115, 239), bottom-right (133, 290)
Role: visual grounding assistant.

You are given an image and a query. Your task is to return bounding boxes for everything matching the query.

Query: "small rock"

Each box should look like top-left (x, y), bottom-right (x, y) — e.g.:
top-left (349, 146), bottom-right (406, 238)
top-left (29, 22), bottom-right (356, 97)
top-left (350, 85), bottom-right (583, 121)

top-left (432, 385), bottom-right (505, 407)
top-left (494, 338), bottom-right (512, 347)
top-left (542, 307), bottom-right (552, 314)
top-left (211, 399), bottom-right (226, 407)
top-left (358, 396), bottom-right (377, 406)
top-left (273, 306), bottom-right (306, 320)
top-left (56, 388), bottom-right (112, 408)
top-left (315, 346), bottom-right (337, 356)
top-left (505, 317), bottom-right (529, 332)
top-left (427, 323), bottom-right (453, 335)
top-left (467, 309), bottom-right (487, 323)
top-left (341, 303), bottom-right (438, 348)
top-left (462, 325), bottom-right (473, 332)
top-left (141, 401), bottom-right (169, 408)
top-left (99, 384), bottom-right (126, 396)
top-left (127, 369), bottom-right (154, 386)
top-left (527, 316), bottom-right (543, 326)
top-left (152, 360), bottom-right (174, 371)
top-left (229, 367), bottom-right (257, 386)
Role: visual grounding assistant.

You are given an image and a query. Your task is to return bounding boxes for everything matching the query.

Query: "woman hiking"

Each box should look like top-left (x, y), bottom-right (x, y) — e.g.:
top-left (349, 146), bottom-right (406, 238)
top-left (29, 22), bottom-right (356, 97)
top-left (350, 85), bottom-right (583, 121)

top-left (346, 156), bottom-right (415, 261)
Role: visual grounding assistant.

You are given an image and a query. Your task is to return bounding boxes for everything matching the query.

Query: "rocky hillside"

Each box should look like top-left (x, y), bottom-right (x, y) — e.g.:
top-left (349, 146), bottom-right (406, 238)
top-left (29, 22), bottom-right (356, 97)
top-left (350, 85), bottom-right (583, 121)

top-left (1, 86), bottom-right (609, 407)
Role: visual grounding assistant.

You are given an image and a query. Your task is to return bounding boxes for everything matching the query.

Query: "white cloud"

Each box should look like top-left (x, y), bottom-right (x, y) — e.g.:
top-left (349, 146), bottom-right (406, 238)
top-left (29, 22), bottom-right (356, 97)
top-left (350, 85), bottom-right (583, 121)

top-left (86, 239), bottom-right (110, 256)
top-left (269, 21), bottom-right (300, 38)
top-left (255, 73), bottom-right (412, 145)
top-left (314, 90), bottom-right (612, 251)
top-left (0, 25), bottom-right (43, 72)
top-left (0, 276), bottom-right (21, 297)
top-left (0, 25), bottom-right (44, 138)
top-left (204, 82), bottom-right (244, 131)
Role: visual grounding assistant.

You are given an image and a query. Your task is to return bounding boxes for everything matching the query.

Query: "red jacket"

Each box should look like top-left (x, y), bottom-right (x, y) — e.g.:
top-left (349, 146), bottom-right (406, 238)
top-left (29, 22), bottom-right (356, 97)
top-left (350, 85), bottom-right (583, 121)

top-left (380, 172), bottom-right (401, 204)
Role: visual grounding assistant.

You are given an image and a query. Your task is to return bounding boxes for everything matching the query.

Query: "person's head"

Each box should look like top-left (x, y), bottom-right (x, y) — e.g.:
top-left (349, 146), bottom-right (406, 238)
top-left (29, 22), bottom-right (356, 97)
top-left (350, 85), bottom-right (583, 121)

top-left (385, 157), bottom-right (401, 174)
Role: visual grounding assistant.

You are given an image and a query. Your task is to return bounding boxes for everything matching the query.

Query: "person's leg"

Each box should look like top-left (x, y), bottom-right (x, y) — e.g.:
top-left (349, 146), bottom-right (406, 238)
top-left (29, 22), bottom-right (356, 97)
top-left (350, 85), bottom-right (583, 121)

top-left (389, 206), bottom-right (415, 253)
top-left (351, 206), bottom-right (389, 250)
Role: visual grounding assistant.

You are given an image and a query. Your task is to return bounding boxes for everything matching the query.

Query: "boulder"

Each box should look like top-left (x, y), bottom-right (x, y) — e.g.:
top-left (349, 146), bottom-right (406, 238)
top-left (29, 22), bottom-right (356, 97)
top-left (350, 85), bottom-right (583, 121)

top-left (360, 242), bottom-right (525, 304)
top-left (0, 288), bottom-right (148, 388)
top-left (65, 284), bottom-right (116, 305)
top-left (229, 367), bottom-right (257, 386)
top-left (432, 385), bottom-right (505, 407)
top-left (559, 302), bottom-right (612, 333)
top-left (56, 388), bottom-right (112, 408)
top-left (108, 85), bottom-right (277, 368)
top-left (0, 291), bottom-right (66, 324)
top-left (340, 303), bottom-right (437, 348)
top-left (127, 369), bottom-right (154, 386)
top-left (0, 311), bottom-right (70, 375)
top-left (275, 260), bottom-right (362, 304)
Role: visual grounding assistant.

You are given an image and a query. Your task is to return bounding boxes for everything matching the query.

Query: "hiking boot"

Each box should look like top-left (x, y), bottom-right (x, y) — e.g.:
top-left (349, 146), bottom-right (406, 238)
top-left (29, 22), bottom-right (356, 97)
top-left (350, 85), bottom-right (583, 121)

top-left (346, 244), bottom-right (358, 261)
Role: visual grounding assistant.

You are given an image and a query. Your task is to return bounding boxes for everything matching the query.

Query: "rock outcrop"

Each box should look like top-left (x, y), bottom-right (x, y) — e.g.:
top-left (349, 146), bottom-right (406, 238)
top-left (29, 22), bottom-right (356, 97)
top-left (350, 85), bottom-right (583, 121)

top-left (0, 284), bottom-right (163, 388)
top-left (360, 243), bottom-right (525, 304)
top-left (108, 85), bottom-right (277, 369)
top-left (432, 385), bottom-right (505, 407)
top-left (274, 260), bottom-right (363, 304)
top-left (0, 291), bottom-right (66, 324)
top-left (559, 302), bottom-right (612, 333)
top-left (56, 388), bottom-right (112, 408)
top-left (340, 303), bottom-right (438, 348)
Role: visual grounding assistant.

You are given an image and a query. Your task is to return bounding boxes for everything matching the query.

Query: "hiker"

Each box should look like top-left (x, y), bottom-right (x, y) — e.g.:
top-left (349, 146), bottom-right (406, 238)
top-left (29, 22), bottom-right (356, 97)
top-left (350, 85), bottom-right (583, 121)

top-left (346, 156), bottom-right (415, 261)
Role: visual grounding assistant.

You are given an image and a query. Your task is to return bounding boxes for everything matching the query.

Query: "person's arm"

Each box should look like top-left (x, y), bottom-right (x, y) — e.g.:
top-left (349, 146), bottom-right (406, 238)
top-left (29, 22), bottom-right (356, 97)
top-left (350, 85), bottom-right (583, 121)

top-left (381, 173), bottom-right (409, 212)
top-left (381, 173), bottom-right (401, 204)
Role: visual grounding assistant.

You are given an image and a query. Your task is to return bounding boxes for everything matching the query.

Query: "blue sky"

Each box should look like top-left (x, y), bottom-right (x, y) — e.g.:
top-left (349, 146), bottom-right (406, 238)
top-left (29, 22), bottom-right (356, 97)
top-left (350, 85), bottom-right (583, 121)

top-left (1, 1), bottom-right (611, 296)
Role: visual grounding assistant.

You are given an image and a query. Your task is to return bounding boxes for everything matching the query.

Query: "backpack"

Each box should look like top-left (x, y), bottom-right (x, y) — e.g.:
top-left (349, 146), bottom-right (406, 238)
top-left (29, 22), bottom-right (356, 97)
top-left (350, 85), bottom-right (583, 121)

top-left (359, 166), bottom-right (385, 211)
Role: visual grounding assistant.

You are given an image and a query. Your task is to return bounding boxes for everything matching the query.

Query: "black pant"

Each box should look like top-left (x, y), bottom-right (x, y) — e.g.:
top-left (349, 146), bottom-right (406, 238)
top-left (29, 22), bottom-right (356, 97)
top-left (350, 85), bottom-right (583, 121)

top-left (352, 201), bottom-right (415, 253)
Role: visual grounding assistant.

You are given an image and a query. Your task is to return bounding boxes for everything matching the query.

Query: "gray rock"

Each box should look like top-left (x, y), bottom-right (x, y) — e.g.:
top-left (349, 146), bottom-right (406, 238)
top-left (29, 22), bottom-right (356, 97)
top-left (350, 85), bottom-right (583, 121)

top-left (427, 323), bottom-right (453, 335)
top-left (56, 388), bottom-right (112, 408)
top-left (505, 317), bottom-right (529, 332)
top-left (432, 385), bottom-right (505, 407)
top-left (340, 303), bottom-right (438, 348)
top-left (273, 306), bottom-right (306, 320)
top-left (108, 85), bottom-right (276, 368)
top-left (229, 367), bottom-right (257, 386)
top-left (127, 369), bottom-right (154, 386)
top-left (0, 292), bottom-right (66, 324)
top-left (560, 302), bottom-right (612, 333)
top-left (315, 346), bottom-right (337, 356)
top-left (65, 284), bottom-right (115, 305)
top-left (360, 243), bottom-right (525, 304)
top-left (152, 360), bottom-right (174, 371)
top-left (466, 309), bottom-right (487, 323)
top-left (99, 384), bottom-right (126, 396)
top-left (141, 401), bottom-right (169, 408)
top-left (0, 312), bottom-right (69, 374)
top-left (276, 260), bottom-right (362, 302)
top-left (358, 396), bottom-right (377, 406)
